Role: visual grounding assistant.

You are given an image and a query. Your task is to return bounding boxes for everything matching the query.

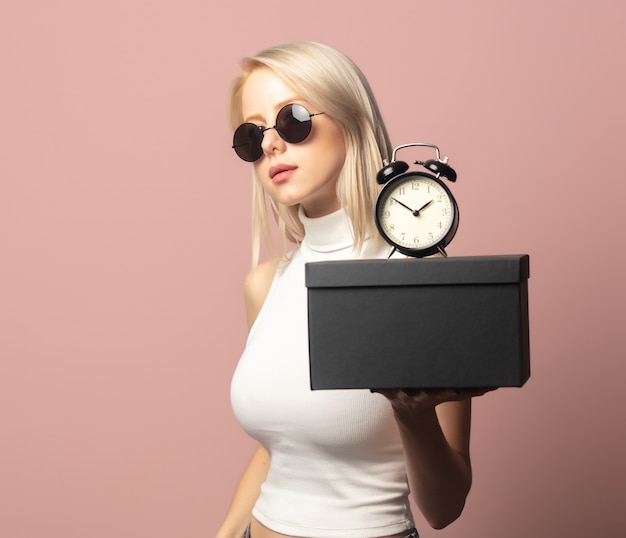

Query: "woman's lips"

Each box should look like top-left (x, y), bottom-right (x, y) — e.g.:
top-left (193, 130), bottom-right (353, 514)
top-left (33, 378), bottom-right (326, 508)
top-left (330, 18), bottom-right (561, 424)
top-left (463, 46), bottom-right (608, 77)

top-left (269, 164), bottom-right (297, 183)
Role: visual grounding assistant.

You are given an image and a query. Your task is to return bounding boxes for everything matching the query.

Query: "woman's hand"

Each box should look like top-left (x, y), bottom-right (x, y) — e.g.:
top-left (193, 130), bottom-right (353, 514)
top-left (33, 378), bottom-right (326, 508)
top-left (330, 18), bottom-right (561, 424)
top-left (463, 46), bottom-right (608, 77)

top-left (372, 387), bottom-right (496, 416)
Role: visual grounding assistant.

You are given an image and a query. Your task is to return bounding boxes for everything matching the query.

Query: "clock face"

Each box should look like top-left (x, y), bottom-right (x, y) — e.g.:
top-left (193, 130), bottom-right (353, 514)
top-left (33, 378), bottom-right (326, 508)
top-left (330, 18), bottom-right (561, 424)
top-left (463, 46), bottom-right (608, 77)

top-left (375, 172), bottom-right (458, 256)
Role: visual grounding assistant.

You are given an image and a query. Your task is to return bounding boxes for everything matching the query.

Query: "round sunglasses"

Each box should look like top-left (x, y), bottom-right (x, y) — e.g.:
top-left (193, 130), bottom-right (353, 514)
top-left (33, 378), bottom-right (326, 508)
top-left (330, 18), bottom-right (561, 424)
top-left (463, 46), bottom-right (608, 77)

top-left (232, 103), bottom-right (325, 162)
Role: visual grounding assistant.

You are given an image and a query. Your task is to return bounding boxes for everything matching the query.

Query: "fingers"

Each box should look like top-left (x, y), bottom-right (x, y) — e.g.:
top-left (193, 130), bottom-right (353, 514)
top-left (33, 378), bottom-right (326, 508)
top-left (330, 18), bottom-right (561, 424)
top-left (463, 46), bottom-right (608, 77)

top-left (371, 387), bottom-right (497, 405)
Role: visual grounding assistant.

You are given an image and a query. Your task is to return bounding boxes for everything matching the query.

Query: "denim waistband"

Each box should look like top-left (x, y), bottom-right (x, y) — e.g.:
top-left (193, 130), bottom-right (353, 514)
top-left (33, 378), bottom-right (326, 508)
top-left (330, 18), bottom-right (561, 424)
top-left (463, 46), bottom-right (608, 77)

top-left (242, 525), bottom-right (418, 538)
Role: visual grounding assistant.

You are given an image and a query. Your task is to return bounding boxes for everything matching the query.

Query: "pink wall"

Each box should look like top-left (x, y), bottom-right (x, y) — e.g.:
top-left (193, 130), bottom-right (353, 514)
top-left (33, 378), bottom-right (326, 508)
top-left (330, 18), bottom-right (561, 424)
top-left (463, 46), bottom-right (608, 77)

top-left (1, 1), bottom-right (624, 537)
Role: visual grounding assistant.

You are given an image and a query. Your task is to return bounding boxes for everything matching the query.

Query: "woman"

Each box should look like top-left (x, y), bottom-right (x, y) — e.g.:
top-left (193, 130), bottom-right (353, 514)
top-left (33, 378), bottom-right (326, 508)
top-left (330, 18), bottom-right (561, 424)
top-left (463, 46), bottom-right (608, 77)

top-left (218, 41), bottom-right (485, 538)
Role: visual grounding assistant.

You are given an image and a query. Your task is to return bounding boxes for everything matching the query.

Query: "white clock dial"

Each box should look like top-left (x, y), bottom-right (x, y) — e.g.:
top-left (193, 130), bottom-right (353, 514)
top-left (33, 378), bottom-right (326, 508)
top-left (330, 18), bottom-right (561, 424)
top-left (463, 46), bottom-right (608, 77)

top-left (376, 174), bottom-right (456, 253)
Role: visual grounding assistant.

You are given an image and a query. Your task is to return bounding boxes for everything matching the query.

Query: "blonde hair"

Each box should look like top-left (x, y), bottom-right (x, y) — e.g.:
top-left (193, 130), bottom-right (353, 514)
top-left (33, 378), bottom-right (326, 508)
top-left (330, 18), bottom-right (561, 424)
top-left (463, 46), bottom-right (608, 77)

top-left (228, 41), bottom-right (393, 266)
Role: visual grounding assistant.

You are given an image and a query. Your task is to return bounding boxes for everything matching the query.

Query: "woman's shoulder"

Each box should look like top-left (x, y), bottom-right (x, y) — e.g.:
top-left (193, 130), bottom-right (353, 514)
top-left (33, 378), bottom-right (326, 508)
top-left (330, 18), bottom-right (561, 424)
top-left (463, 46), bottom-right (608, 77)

top-left (243, 257), bottom-right (282, 329)
top-left (244, 258), bottom-right (281, 294)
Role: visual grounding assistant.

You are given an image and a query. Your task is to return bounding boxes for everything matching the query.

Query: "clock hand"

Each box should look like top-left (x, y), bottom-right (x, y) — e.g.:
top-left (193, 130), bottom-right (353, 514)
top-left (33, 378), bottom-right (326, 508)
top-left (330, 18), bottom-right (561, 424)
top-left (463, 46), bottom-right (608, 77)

top-left (391, 197), bottom-right (416, 214)
top-left (414, 199), bottom-right (434, 215)
top-left (391, 197), bottom-right (434, 216)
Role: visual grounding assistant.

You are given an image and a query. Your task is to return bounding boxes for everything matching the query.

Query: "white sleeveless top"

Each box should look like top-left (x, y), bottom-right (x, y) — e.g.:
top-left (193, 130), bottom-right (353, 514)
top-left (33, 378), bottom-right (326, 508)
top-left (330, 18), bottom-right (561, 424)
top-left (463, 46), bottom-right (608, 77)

top-left (230, 208), bottom-right (415, 538)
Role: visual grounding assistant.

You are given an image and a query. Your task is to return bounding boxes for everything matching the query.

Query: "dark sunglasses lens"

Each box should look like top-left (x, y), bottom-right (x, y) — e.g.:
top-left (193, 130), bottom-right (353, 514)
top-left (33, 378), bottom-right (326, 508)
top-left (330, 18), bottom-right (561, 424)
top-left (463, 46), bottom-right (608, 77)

top-left (233, 123), bottom-right (264, 162)
top-left (276, 104), bottom-right (312, 143)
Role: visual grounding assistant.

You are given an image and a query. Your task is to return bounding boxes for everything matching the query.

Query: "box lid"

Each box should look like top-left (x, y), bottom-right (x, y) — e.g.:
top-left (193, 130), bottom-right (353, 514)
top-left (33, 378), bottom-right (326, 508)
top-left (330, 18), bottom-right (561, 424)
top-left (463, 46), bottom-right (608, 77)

top-left (305, 254), bottom-right (529, 288)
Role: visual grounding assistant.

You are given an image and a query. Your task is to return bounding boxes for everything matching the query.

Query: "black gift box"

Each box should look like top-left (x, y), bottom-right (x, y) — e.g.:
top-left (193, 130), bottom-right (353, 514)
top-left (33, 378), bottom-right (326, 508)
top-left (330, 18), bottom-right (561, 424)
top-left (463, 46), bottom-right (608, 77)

top-left (306, 255), bottom-right (530, 390)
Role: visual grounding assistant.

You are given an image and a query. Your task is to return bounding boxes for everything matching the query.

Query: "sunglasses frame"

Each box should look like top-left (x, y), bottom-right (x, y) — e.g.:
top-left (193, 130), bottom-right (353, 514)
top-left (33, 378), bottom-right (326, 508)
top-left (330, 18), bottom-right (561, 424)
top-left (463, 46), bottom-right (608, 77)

top-left (232, 103), bottom-right (325, 162)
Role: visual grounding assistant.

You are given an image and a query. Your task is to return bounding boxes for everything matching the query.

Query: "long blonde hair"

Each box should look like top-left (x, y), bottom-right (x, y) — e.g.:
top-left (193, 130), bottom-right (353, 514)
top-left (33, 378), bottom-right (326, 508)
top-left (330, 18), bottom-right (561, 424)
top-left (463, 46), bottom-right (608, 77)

top-left (228, 41), bottom-right (393, 266)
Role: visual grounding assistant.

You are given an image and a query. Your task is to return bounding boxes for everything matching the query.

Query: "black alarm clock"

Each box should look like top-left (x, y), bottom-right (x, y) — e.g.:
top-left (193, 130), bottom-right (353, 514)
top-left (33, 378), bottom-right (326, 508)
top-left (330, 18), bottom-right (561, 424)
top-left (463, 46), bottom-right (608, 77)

top-left (375, 143), bottom-right (459, 258)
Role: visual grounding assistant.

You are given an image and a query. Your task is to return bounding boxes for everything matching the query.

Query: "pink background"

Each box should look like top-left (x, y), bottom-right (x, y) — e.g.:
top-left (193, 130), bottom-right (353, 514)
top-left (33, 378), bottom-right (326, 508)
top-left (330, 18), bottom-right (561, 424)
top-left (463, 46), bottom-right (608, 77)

top-left (2, 1), bottom-right (625, 537)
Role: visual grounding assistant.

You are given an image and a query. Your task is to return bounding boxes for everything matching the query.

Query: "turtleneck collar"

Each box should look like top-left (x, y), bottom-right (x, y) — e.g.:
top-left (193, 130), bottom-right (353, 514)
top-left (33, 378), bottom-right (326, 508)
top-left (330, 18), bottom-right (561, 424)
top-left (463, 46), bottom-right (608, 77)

top-left (298, 206), bottom-right (356, 259)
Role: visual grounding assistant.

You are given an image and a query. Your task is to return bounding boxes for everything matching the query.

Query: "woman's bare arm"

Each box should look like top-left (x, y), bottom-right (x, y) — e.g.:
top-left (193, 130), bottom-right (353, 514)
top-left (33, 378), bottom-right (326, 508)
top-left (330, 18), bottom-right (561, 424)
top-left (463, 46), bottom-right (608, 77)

top-left (215, 259), bottom-right (279, 538)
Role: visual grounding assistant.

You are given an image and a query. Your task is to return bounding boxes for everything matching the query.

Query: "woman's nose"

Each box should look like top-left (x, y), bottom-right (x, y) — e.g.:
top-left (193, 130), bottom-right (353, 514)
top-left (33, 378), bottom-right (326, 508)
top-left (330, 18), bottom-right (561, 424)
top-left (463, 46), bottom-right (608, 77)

top-left (260, 127), bottom-right (286, 157)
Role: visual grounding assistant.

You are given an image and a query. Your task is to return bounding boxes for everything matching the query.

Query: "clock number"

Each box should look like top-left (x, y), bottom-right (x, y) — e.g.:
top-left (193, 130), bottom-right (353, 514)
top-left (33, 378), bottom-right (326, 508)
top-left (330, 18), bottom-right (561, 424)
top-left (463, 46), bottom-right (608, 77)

top-left (412, 181), bottom-right (419, 190)
top-left (398, 187), bottom-right (406, 196)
